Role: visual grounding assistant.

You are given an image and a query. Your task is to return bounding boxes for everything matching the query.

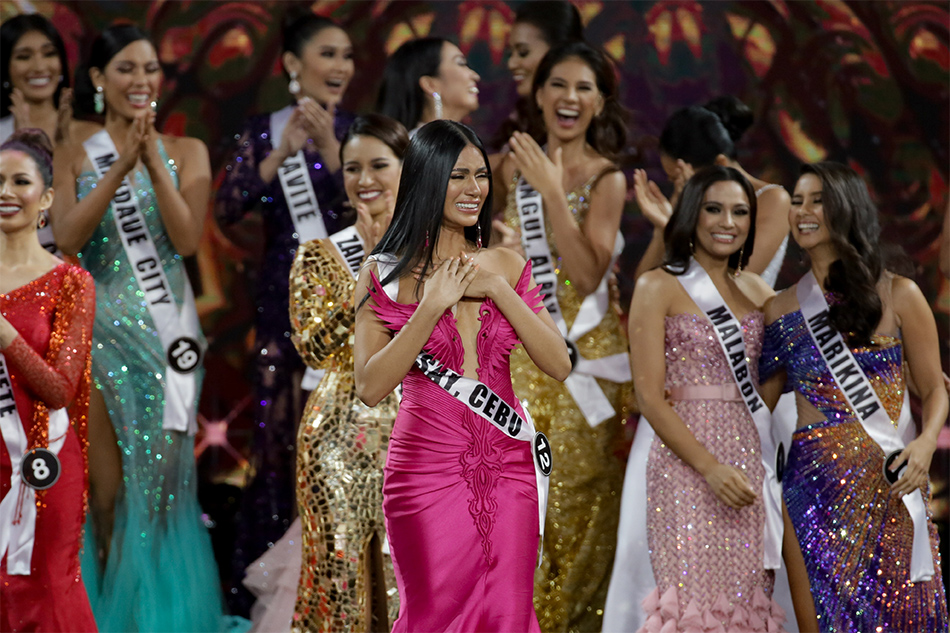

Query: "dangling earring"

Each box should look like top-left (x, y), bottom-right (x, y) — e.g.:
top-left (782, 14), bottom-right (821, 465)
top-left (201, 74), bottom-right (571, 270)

top-left (288, 71), bottom-right (300, 97)
top-left (734, 244), bottom-right (745, 277)
top-left (37, 210), bottom-right (49, 229)
top-left (476, 222), bottom-right (483, 250)
top-left (432, 92), bottom-right (443, 119)
top-left (94, 85), bottom-right (104, 114)
top-left (689, 237), bottom-right (695, 253)
top-left (425, 230), bottom-right (430, 249)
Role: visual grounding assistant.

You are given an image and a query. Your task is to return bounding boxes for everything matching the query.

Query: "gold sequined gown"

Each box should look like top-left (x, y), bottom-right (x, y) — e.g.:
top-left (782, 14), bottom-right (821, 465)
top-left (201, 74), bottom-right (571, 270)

top-left (504, 170), bottom-right (632, 632)
top-left (289, 240), bottom-right (399, 633)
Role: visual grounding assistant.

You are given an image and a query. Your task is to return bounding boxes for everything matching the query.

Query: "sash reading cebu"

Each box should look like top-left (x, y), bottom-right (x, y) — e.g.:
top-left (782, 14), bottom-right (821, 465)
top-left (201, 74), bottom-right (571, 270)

top-left (676, 259), bottom-right (783, 569)
top-left (0, 353), bottom-right (69, 575)
top-left (514, 175), bottom-right (631, 427)
top-left (83, 130), bottom-right (202, 434)
top-left (797, 271), bottom-right (933, 582)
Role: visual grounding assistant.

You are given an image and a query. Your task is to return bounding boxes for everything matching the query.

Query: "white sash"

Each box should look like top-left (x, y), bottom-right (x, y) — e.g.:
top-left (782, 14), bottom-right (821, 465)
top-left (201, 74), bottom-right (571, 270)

top-left (0, 353), bottom-right (68, 575)
top-left (83, 130), bottom-right (202, 435)
top-left (413, 351), bottom-right (549, 563)
top-left (272, 106), bottom-right (331, 391)
top-left (514, 175), bottom-right (631, 427)
top-left (797, 272), bottom-right (933, 582)
top-left (676, 260), bottom-right (783, 569)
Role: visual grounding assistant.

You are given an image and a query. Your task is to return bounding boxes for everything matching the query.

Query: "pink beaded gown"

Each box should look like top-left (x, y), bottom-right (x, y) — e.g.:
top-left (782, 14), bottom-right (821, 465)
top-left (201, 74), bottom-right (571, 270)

top-left (641, 312), bottom-right (786, 633)
top-left (367, 261), bottom-right (544, 633)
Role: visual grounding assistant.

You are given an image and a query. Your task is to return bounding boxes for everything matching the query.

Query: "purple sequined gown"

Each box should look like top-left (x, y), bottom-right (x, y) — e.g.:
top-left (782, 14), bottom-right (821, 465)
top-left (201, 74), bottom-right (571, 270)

top-left (761, 310), bottom-right (947, 632)
top-left (641, 313), bottom-right (786, 633)
top-left (215, 109), bottom-right (354, 614)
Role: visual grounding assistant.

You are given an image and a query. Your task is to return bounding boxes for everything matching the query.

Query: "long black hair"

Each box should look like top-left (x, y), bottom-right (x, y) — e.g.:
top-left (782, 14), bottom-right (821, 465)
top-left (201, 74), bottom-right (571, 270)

top-left (365, 120), bottom-right (492, 303)
top-left (1, 14), bottom-right (70, 117)
top-left (659, 96), bottom-right (754, 166)
top-left (800, 161), bottom-right (885, 345)
top-left (662, 165), bottom-right (757, 274)
top-left (491, 1), bottom-right (585, 147)
top-left (530, 41), bottom-right (627, 161)
top-left (375, 37), bottom-right (448, 131)
top-left (74, 24), bottom-right (152, 117)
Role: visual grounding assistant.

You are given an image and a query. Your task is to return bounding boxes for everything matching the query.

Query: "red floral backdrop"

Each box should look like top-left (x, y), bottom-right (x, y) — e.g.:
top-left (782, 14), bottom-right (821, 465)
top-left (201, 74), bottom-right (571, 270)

top-left (3, 0), bottom-right (947, 586)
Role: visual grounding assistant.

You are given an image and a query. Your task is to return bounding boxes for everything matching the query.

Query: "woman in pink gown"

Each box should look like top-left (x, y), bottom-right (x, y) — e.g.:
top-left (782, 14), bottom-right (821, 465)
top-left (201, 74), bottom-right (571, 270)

top-left (628, 166), bottom-right (788, 632)
top-left (353, 120), bottom-right (570, 632)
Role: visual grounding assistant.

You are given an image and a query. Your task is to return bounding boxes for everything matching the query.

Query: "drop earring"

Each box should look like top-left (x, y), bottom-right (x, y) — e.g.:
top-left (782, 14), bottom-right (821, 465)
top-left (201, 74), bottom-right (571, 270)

top-left (432, 92), bottom-right (443, 119)
top-left (476, 222), bottom-right (483, 250)
top-left (37, 210), bottom-right (49, 229)
top-left (734, 244), bottom-right (745, 277)
top-left (425, 230), bottom-right (430, 249)
top-left (288, 71), bottom-right (300, 97)
top-left (689, 237), bottom-right (695, 253)
top-left (94, 86), bottom-right (104, 114)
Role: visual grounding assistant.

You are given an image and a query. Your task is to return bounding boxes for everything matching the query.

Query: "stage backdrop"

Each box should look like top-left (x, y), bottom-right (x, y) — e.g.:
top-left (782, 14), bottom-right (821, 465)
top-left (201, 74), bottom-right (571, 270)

top-left (3, 0), bottom-right (947, 583)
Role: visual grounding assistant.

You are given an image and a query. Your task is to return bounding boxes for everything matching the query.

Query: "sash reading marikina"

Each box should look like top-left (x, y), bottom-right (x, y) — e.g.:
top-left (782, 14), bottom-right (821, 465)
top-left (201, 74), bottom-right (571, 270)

top-left (676, 259), bottom-right (783, 569)
top-left (372, 255), bottom-right (550, 565)
top-left (0, 353), bottom-right (69, 575)
top-left (797, 271), bottom-right (934, 582)
top-left (83, 130), bottom-right (202, 435)
top-left (515, 175), bottom-right (631, 426)
top-left (272, 105), bottom-right (331, 390)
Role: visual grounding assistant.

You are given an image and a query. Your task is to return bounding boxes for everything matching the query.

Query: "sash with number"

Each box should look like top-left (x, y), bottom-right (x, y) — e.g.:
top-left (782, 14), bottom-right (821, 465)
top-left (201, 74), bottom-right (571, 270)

top-left (271, 106), bottom-right (332, 390)
top-left (372, 254), bottom-right (551, 562)
top-left (797, 272), bottom-right (934, 582)
top-left (83, 130), bottom-right (202, 434)
top-left (515, 175), bottom-right (631, 427)
top-left (676, 260), bottom-right (783, 569)
top-left (0, 353), bottom-right (69, 575)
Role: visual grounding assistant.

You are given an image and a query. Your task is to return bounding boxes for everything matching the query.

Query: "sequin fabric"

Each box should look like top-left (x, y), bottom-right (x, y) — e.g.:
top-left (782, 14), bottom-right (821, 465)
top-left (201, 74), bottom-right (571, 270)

top-left (0, 264), bottom-right (97, 632)
top-left (288, 240), bottom-right (399, 632)
top-left (76, 142), bottom-right (230, 632)
top-left (641, 312), bottom-right (786, 633)
top-left (504, 169), bottom-right (632, 632)
top-left (761, 310), bottom-right (948, 632)
top-left (215, 112), bottom-right (353, 613)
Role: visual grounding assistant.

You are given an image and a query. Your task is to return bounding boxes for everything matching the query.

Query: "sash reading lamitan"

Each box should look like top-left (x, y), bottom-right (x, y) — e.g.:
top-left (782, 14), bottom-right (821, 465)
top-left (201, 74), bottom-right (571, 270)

top-left (676, 260), bottom-right (783, 569)
top-left (514, 175), bottom-right (631, 427)
top-left (797, 272), bottom-right (934, 582)
top-left (271, 106), bottom-right (331, 390)
top-left (83, 130), bottom-right (202, 434)
top-left (0, 353), bottom-right (69, 575)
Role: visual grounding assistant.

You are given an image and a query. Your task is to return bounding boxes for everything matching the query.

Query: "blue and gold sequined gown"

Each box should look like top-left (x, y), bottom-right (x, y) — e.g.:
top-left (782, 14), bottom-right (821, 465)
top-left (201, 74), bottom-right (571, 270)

top-left (504, 169), bottom-right (632, 632)
top-left (761, 309), bottom-right (947, 633)
top-left (77, 140), bottom-right (230, 632)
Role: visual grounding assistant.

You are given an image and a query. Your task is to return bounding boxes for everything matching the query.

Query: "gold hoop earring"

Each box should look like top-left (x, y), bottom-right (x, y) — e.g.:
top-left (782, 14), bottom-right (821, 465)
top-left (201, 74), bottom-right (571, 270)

top-left (734, 244), bottom-right (746, 277)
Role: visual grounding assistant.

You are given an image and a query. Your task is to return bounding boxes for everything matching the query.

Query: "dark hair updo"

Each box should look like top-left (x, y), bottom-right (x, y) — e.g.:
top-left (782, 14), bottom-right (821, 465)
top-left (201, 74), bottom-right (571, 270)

top-left (376, 37), bottom-right (449, 131)
top-left (282, 11), bottom-right (341, 59)
top-left (74, 24), bottom-right (152, 117)
top-left (1, 14), bottom-right (71, 117)
top-left (514, 1), bottom-right (584, 48)
top-left (1, 128), bottom-right (54, 187)
top-left (659, 96), bottom-right (754, 167)
top-left (800, 161), bottom-right (886, 346)
top-left (662, 165), bottom-right (757, 274)
top-left (340, 113), bottom-right (410, 164)
top-left (530, 41), bottom-right (628, 161)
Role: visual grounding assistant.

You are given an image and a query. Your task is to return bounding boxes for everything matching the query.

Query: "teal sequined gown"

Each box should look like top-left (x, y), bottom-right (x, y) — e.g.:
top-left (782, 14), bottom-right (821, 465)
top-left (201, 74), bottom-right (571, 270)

top-left (77, 139), bottom-right (228, 632)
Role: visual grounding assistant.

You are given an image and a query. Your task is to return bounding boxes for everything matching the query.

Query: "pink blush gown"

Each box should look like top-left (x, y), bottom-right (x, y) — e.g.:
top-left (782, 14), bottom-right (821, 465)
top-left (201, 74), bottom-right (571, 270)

top-left (367, 262), bottom-right (544, 633)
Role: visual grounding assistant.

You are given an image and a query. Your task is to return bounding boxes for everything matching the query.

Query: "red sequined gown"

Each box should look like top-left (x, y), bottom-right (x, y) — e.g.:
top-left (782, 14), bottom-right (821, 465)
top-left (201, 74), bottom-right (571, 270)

top-left (0, 263), bottom-right (97, 632)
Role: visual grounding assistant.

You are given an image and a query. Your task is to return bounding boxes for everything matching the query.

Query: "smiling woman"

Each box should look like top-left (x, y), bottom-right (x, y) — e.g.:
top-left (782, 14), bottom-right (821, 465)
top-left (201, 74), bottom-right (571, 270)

top-left (213, 9), bottom-right (357, 615)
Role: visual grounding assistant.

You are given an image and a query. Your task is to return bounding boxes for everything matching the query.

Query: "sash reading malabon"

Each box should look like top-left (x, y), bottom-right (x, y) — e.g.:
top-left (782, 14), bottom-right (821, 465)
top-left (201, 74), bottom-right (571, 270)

top-left (797, 271), bottom-right (934, 582)
top-left (271, 105), bottom-right (331, 391)
top-left (514, 175), bottom-right (631, 427)
top-left (0, 353), bottom-right (69, 575)
top-left (675, 259), bottom-right (783, 570)
top-left (83, 130), bottom-right (203, 434)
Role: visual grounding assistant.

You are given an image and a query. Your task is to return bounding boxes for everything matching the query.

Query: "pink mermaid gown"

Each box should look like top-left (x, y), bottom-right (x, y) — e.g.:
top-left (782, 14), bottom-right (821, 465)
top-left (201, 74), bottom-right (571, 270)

top-left (641, 313), bottom-right (786, 633)
top-left (368, 263), bottom-right (543, 633)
